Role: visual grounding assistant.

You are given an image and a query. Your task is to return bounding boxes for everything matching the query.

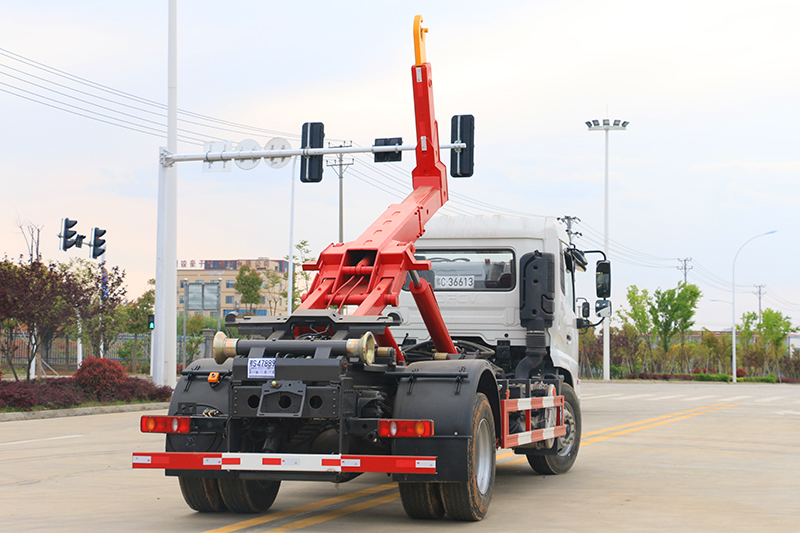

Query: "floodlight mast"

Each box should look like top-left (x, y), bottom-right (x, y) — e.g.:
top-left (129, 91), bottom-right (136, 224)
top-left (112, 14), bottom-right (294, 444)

top-left (586, 118), bottom-right (628, 381)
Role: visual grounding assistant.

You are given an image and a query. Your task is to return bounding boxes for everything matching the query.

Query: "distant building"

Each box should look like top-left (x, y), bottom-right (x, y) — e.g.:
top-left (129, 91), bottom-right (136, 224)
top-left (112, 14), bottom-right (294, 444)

top-left (177, 257), bottom-right (289, 319)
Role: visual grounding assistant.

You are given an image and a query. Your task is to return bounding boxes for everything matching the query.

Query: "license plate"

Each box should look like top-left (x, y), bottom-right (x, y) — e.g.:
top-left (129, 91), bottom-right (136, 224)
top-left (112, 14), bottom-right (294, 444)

top-left (247, 358), bottom-right (276, 379)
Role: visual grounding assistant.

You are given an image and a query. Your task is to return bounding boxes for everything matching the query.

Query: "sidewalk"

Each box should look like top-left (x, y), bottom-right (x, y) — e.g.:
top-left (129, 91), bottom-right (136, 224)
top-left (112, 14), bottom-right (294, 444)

top-left (0, 402), bottom-right (169, 422)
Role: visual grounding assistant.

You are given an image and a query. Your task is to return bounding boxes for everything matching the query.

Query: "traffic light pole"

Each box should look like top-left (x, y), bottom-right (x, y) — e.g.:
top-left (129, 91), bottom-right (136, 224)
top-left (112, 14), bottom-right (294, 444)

top-left (153, 0), bottom-right (179, 388)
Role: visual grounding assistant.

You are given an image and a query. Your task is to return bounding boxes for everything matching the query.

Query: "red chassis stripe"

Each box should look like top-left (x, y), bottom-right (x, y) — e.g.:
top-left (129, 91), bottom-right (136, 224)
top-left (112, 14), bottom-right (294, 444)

top-left (132, 452), bottom-right (222, 470)
top-left (132, 452), bottom-right (435, 474)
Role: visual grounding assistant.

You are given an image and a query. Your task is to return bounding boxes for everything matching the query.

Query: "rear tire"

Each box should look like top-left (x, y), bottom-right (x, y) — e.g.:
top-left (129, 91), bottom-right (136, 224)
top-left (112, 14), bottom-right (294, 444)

top-left (218, 478), bottom-right (281, 513)
top-left (527, 383), bottom-right (581, 475)
top-left (179, 477), bottom-right (226, 512)
top-left (440, 393), bottom-right (495, 521)
top-left (398, 482), bottom-right (445, 519)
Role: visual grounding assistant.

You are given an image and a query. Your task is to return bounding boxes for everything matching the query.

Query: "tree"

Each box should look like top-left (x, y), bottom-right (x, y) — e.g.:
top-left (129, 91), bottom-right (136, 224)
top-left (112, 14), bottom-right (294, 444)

top-left (284, 240), bottom-right (316, 311)
top-left (122, 280), bottom-right (155, 373)
top-left (2, 259), bottom-right (87, 381)
top-left (619, 285), bottom-right (654, 371)
top-left (234, 265), bottom-right (263, 314)
top-left (69, 259), bottom-right (127, 358)
top-left (756, 308), bottom-right (798, 377)
top-left (263, 268), bottom-right (284, 315)
top-left (649, 283), bottom-right (702, 372)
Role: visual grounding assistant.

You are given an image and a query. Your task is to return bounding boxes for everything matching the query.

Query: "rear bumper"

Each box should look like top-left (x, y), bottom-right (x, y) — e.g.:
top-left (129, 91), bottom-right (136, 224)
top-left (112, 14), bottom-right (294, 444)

top-left (133, 452), bottom-right (436, 475)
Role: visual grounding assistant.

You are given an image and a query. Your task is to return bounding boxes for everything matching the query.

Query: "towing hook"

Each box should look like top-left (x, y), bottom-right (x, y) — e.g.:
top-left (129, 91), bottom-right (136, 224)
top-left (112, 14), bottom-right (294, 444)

top-left (212, 330), bottom-right (376, 366)
top-left (213, 331), bottom-right (238, 365)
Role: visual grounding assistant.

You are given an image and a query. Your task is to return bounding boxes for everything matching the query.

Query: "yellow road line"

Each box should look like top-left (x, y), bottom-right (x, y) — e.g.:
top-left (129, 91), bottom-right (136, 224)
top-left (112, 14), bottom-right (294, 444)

top-left (202, 483), bottom-right (397, 533)
top-left (264, 492), bottom-right (400, 532)
top-left (208, 403), bottom-right (742, 530)
top-left (582, 403), bottom-right (740, 446)
top-left (498, 402), bottom-right (740, 468)
top-left (583, 402), bottom-right (728, 438)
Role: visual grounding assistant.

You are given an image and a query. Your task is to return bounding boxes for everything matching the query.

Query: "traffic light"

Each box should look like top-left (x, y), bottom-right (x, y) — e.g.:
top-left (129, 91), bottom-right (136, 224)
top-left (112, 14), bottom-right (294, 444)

top-left (300, 122), bottom-right (325, 182)
top-left (450, 114), bottom-right (474, 178)
top-left (61, 218), bottom-right (79, 251)
top-left (148, 314), bottom-right (155, 330)
top-left (91, 227), bottom-right (106, 260)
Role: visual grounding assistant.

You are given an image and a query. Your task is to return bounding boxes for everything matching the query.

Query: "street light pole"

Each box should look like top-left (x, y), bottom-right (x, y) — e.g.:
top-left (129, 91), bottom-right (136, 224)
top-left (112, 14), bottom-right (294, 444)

top-left (731, 230), bottom-right (777, 382)
top-left (586, 119), bottom-right (628, 380)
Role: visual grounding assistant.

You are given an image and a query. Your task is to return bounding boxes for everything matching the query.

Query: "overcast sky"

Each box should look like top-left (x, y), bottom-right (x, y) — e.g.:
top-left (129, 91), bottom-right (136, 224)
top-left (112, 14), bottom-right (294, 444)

top-left (1, 0), bottom-right (797, 331)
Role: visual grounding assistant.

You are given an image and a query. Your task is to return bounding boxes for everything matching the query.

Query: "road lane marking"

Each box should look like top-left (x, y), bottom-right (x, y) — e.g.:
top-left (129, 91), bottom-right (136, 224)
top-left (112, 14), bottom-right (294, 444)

top-left (581, 394), bottom-right (623, 400)
top-left (582, 403), bottom-right (739, 446)
top-left (612, 394), bottom-right (654, 400)
top-left (264, 491), bottom-right (400, 532)
top-left (680, 395), bottom-right (717, 402)
top-left (720, 396), bottom-right (751, 402)
top-left (498, 403), bottom-right (736, 469)
top-left (0, 434), bottom-right (82, 447)
top-left (583, 403), bottom-right (728, 438)
top-left (202, 483), bottom-right (397, 533)
top-left (645, 395), bottom-right (685, 401)
top-left (754, 396), bottom-right (783, 403)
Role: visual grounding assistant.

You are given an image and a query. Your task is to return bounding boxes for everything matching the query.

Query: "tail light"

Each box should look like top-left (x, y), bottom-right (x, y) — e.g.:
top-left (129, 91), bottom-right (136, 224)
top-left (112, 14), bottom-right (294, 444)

top-left (140, 415), bottom-right (191, 434)
top-left (378, 419), bottom-right (433, 438)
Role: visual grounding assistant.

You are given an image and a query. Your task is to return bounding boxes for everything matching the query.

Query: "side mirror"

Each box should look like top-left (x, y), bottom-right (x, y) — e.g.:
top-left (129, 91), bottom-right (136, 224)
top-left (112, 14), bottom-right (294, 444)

top-left (595, 299), bottom-right (612, 318)
top-left (581, 301), bottom-right (590, 318)
top-left (596, 260), bottom-right (611, 298)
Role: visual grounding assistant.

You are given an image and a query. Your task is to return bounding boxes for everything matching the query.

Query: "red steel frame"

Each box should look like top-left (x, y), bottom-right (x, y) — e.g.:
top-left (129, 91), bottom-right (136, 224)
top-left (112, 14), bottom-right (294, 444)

top-left (297, 26), bottom-right (457, 358)
top-left (499, 396), bottom-right (567, 449)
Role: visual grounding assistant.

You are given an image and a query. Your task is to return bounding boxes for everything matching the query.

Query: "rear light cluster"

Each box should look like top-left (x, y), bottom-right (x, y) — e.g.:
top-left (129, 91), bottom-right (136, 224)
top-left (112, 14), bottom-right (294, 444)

top-left (140, 415), bottom-right (191, 434)
top-left (377, 419), bottom-right (433, 438)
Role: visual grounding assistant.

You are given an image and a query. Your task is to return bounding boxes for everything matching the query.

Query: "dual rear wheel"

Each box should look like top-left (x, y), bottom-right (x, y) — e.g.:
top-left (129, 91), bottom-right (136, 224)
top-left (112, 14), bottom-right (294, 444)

top-left (179, 476), bottom-right (280, 514)
top-left (399, 393), bottom-right (495, 521)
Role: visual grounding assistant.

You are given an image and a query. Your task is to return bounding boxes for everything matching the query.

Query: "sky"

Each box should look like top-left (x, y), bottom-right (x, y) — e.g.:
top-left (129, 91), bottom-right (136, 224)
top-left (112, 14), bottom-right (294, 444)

top-left (0, 0), bottom-right (798, 332)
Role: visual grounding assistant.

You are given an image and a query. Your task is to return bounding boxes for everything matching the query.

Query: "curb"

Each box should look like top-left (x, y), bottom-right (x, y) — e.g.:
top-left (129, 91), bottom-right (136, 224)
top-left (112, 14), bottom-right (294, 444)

top-left (0, 402), bottom-right (170, 423)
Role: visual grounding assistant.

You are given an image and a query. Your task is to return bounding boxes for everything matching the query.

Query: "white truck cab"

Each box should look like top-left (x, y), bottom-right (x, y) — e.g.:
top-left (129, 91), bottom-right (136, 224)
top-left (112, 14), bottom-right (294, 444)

top-left (396, 215), bottom-right (608, 395)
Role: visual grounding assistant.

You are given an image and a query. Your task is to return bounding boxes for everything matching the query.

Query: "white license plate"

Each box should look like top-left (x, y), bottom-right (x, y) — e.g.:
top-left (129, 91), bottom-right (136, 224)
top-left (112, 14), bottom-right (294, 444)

top-left (434, 275), bottom-right (475, 289)
top-left (248, 358), bottom-right (276, 379)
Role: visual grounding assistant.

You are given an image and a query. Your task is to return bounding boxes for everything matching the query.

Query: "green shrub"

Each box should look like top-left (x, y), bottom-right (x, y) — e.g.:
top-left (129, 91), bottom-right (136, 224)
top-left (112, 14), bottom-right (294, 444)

top-left (740, 374), bottom-right (777, 383)
top-left (694, 373), bottom-right (732, 382)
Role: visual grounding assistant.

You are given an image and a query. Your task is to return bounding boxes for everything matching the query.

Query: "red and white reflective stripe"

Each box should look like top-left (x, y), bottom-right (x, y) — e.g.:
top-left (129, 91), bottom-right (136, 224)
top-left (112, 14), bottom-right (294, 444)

top-left (132, 452), bottom-right (436, 474)
top-left (503, 395), bottom-right (564, 411)
top-left (503, 424), bottom-right (567, 448)
top-left (499, 395), bottom-right (565, 449)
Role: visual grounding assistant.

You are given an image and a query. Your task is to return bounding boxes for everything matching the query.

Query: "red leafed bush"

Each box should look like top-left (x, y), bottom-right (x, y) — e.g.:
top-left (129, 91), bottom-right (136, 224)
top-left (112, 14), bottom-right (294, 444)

top-left (73, 357), bottom-right (128, 400)
top-left (0, 381), bottom-right (39, 409)
top-left (113, 377), bottom-right (173, 403)
top-left (36, 378), bottom-right (86, 408)
top-left (736, 368), bottom-right (747, 378)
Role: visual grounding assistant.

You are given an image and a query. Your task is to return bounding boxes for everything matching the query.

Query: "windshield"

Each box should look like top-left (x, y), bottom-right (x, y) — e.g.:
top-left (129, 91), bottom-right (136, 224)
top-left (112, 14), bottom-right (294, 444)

top-left (405, 249), bottom-right (515, 291)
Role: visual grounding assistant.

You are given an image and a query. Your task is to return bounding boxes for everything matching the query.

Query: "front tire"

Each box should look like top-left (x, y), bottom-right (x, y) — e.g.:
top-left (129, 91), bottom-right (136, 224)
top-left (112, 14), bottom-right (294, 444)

top-left (440, 393), bottom-right (495, 521)
top-left (218, 478), bottom-right (281, 513)
top-left (527, 383), bottom-right (581, 475)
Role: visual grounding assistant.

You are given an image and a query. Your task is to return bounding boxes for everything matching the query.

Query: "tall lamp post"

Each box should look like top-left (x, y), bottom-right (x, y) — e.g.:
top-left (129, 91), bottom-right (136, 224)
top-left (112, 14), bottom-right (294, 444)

top-left (586, 118), bottom-right (629, 380)
top-left (731, 230), bottom-right (777, 382)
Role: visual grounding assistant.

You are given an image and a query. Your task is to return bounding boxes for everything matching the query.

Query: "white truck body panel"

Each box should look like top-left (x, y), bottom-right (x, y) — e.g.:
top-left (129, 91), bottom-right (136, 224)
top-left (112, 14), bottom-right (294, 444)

top-left (395, 215), bottom-right (580, 390)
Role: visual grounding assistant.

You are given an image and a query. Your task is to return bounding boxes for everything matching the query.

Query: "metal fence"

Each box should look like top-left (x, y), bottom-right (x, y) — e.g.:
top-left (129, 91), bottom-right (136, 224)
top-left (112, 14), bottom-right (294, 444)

top-left (1, 332), bottom-right (152, 369)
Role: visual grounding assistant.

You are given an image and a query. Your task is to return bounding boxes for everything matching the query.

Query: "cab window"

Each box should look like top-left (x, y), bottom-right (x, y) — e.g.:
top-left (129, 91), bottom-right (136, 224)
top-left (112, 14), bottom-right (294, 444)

top-left (404, 249), bottom-right (515, 291)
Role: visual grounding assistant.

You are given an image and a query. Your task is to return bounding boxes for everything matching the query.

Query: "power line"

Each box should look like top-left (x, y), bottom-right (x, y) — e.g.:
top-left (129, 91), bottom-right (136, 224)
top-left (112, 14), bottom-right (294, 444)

top-left (677, 258), bottom-right (693, 283)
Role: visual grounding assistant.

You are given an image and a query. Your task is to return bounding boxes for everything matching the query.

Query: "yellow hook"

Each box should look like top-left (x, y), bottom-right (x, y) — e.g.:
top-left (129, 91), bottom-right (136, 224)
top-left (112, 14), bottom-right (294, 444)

top-left (413, 15), bottom-right (428, 66)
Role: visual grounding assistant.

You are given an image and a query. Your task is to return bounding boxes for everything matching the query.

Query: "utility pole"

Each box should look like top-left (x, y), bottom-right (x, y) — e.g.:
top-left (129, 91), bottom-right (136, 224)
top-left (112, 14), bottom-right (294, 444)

top-left (677, 257), bottom-right (693, 284)
top-left (754, 284), bottom-right (766, 325)
top-left (326, 142), bottom-right (353, 243)
top-left (557, 215), bottom-right (582, 245)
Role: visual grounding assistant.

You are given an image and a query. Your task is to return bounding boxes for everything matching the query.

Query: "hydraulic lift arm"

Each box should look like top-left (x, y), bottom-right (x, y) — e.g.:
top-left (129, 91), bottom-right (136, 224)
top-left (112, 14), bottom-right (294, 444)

top-left (298, 16), bottom-right (458, 356)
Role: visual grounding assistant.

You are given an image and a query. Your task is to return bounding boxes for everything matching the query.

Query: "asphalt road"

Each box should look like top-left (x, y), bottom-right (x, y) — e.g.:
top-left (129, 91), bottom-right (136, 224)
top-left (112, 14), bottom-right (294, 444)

top-left (2, 381), bottom-right (798, 532)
